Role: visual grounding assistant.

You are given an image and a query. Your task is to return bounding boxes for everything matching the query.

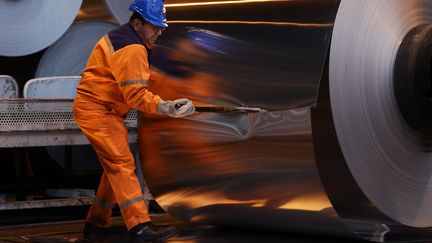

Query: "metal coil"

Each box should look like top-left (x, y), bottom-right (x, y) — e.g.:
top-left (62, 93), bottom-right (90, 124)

top-left (0, 0), bottom-right (82, 57)
top-left (35, 21), bottom-right (118, 77)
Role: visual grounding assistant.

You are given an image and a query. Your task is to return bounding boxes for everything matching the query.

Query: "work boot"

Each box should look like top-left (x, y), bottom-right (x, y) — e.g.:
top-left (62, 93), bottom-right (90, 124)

top-left (129, 222), bottom-right (177, 241)
top-left (83, 221), bottom-right (127, 238)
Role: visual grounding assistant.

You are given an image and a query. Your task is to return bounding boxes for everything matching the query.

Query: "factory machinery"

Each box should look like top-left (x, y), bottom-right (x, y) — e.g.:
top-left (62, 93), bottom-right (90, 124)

top-left (1, 0), bottom-right (432, 242)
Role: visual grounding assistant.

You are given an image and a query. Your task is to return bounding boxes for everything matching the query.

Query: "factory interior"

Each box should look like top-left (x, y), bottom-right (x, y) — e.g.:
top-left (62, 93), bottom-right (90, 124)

top-left (1, 0), bottom-right (432, 242)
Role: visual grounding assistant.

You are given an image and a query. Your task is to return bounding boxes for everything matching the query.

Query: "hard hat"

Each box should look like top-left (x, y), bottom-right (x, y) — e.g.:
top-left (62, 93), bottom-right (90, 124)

top-left (129, 0), bottom-right (168, 28)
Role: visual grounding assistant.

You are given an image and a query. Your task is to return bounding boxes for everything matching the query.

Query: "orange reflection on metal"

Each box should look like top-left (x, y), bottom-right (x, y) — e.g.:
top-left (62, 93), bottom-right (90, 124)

top-left (278, 195), bottom-right (332, 212)
top-left (156, 189), bottom-right (331, 214)
top-left (166, 0), bottom-right (290, 8)
top-left (167, 20), bottom-right (333, 28)
top-left (156, 188), bottom-right (267, 211)
top-left (76, 10), bottom-right (87, 19)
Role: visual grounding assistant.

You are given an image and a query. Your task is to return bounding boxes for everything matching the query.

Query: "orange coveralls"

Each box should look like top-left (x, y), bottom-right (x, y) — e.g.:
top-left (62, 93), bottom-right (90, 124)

top-left (73, 24), bottom-right (161, 230)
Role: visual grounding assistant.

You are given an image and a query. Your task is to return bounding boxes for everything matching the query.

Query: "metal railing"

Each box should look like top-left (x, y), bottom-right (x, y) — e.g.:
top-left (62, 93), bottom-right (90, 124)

top-left (0, 99), bottom-right (138, 147)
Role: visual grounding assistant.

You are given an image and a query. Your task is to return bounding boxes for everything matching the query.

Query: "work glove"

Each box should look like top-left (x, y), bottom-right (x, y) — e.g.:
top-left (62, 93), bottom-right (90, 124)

top-left (157, 98), bottom-right (195, 118)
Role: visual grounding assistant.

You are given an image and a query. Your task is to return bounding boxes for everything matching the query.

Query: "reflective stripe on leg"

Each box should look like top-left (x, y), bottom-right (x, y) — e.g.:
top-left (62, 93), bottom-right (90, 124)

top-left (119, 195), bottom-right (146, 209)
top-left (94, 198), bottom-right (117, 209)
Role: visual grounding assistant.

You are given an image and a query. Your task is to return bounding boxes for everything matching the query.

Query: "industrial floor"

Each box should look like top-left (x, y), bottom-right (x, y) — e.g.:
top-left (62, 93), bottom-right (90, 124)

top-left (0, 213), bottom-right (365, 243)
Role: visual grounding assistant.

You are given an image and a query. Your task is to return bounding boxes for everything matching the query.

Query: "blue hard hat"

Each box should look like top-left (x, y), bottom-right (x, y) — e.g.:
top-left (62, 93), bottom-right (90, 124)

top-left (129, 0), bottom-right (168, 28)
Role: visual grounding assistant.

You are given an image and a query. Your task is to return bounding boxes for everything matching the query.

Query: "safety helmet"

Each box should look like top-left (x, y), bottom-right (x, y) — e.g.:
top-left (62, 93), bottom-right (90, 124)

top-left (129, 0), bottom-right (168, 28)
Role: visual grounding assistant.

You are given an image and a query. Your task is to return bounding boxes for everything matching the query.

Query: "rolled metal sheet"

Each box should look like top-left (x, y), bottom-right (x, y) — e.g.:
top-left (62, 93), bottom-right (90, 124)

top-left (103, 0), bottom-right (133, 25)
top-left (0, 0), bottom-right (82, 57)
top-left (105, 0), bottom-right (337, 109)
top-left (329, 0), bottom-right (432, 228)
top-left (158, 0), bottom-right (338, 110)
top-left (139, 0), bottom-right (355, 240)
top-left (35, 21), bottom-right (118, 77)
top-left (138, 0), bottom-right (432, 242)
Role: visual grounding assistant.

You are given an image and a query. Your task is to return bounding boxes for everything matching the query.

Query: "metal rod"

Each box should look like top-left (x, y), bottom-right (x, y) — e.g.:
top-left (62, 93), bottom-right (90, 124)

top-left (195, 106), bottom-right (266, 113)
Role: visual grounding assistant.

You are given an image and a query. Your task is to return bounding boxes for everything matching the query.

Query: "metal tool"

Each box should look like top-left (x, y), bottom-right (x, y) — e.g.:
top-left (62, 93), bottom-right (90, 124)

top-left (175, 103), bottom-right (266, 113)
top-left (195, 106), bottom-right (266, 113)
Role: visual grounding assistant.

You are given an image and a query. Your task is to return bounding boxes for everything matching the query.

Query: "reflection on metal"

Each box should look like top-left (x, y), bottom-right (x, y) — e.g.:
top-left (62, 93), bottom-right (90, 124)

top-left (138, 0), bottom-right (432, 242)
top-left (157, 0), bottom-right (339, 110)
top-left (166, 0), bottom-right (293, 8)
top-left (139, 0), bottom-right (349, 239)
top-left (168, 20), bottom-right (333, 27)
top-left (139, 106), bottom-right (352, 237)
top-left (75, 0), bottom-right (116, 23)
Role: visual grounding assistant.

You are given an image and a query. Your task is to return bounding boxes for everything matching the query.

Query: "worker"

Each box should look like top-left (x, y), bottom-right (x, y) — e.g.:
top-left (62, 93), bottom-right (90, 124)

top-left (72, 0), bottom-right (194, 241)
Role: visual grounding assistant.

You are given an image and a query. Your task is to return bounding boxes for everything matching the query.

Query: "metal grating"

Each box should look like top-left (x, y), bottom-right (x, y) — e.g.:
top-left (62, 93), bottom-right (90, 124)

top-left (0, 99), bottom-right (137, 132)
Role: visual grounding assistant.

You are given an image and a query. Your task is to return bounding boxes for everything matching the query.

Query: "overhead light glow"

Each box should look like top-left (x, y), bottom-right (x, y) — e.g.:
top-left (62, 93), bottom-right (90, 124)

top-left (166, 0), bottom-right (291, 8)
top-left (167, 20), bottom-right (333, 28)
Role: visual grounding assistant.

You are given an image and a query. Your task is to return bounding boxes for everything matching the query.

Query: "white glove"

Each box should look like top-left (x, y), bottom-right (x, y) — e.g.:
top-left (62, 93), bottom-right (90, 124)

top-left (157, 98), bottom-right (195, 118)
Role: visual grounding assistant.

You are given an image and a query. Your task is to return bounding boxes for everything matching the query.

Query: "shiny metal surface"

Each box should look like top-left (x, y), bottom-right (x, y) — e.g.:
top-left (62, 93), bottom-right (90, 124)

top-left (139, 108), bottom-right (355, 238)
top-left (155, 0), bottom-right (339, 110)
top-left (328, 0), bottom-right (432, 231)
top-left (35, 21), bottom-right (118, 77)
top-left (139, 0), bottom-right (351, 239)
top-left (138, 0), bottom-right (432, 242)
top-left (75, 0), bottom-right (116, 23)
top-left (103, 0), bottom-right (133, 25)
top-left (0, 0), bottom-right (82, 57)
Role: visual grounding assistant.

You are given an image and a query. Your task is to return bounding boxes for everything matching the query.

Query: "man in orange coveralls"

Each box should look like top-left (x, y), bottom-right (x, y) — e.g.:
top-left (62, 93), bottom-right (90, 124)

top-left (73, 0), bottom-right (194, 241)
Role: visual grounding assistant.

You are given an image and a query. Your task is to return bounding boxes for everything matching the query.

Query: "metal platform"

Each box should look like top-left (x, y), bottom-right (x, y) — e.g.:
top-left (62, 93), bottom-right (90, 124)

top-left (0, 99), bottom-right (138, 147)
top-left (0, 98), bottom-right (148, 214)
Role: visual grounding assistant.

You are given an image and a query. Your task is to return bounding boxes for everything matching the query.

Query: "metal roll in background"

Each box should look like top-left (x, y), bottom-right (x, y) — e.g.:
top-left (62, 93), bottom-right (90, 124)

top-left (0, 0), bottom-right (82, 57)
top-left (33, 4), bottom-right (118, 171)
top-left (0, 0), bottom-right (114, 89)
top-left (35, 21), bottom-right (118, 77)
top-left (0, 0), bottom-right (117, 176)
top-left (138, 0), bottom-right (432, 242)
top-left (103, 0), bottom-right (133, 25)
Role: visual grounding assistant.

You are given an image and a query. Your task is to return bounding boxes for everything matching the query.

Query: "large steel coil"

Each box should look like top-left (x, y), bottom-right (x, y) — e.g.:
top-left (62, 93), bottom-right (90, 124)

top-left (0, 0), bottom-right (82, 57)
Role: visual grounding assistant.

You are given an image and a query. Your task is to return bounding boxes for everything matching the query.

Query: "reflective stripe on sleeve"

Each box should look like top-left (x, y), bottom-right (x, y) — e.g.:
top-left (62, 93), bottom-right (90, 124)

top-left (104, 35), bottom-right (114, 54)
top-left (118, 80), bottom-right (148, 87)
top-left (119, 195), bottom-right (146, 209)
top-left (94, 198), bottom-right (116, 209)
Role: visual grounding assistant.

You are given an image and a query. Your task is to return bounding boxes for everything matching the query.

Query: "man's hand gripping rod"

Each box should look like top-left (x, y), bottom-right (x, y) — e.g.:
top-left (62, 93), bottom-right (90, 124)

top-left (194, 106), bottom-right (266, 113)
top-left (175, 103), bottom-right (266, 113)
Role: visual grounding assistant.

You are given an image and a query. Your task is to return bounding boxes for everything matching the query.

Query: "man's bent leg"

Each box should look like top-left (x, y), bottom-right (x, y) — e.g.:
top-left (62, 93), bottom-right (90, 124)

top-left (74, 100), bottom-right (150, 230)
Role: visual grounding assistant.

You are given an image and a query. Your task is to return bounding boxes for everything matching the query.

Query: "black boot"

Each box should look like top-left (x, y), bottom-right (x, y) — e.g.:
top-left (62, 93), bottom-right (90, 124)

top-left (83, 221), bottom-right (127, 238)
top-left (129, 222), bottom-right (176, 241)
